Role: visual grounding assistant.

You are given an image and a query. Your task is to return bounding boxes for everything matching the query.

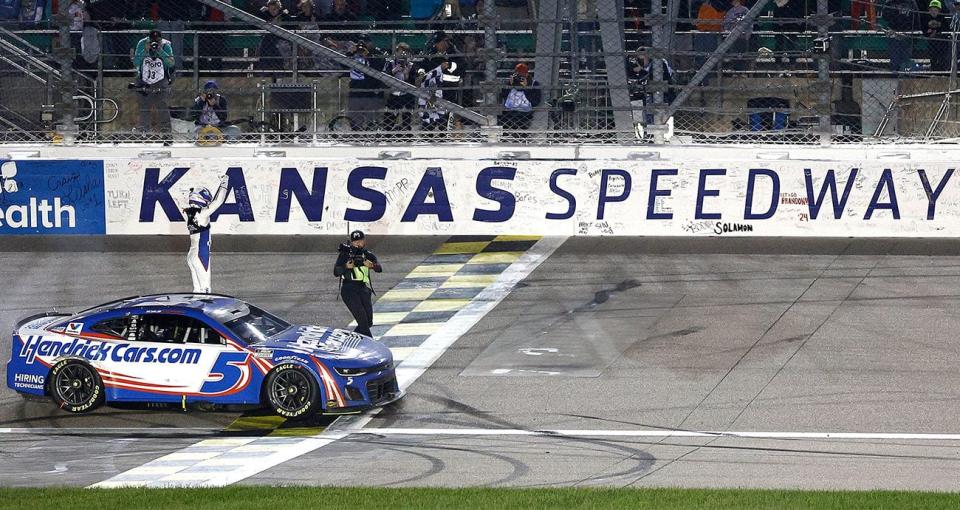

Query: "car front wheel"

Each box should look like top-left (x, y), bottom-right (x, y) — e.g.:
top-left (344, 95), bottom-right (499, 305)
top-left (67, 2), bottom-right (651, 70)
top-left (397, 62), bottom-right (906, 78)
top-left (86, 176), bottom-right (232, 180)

top-left (49, 359), bottom-right (105, 413)
top-left (264, 363), bottom-right (321, 419)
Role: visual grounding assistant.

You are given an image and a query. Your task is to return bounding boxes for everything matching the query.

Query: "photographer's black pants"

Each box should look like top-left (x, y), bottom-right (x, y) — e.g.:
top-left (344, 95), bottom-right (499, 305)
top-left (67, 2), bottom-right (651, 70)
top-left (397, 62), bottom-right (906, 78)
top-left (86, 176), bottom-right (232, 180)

top-left (341, 282), bottom-right (374, 337)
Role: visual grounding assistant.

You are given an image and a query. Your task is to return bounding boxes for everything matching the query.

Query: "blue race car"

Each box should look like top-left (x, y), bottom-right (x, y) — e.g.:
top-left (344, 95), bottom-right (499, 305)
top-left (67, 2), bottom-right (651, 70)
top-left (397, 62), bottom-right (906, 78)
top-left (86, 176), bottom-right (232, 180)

top-left (6, 294), bottom-right (401, 418)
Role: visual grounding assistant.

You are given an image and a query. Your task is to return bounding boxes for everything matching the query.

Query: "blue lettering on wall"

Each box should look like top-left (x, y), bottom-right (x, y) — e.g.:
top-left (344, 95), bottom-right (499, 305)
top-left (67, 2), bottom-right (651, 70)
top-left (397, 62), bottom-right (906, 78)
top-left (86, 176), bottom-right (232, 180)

top-left (597, 169), bottom-right (631, 220)
top-left (344, 166), bottom-right (387, 222)
top-left (804, 168), bottom-right (859, 220)
top-left (917, 168), bottom-right (954, 220)
top-left (695, 168), bottom-right (726, 220)
top-left (210, 167), bottom-right (254, 222)
top-left (139, 167), bottom-right (188, 222)
top-left (473, 167), bottom-right (516, 223)
top-left (744, 168), bottom-right (780, 220)
top-left (647, 169), bottom-right (677, 220)
top-left (401, 167), bottom-right (453, 222)
top-left (546, 168), bottom-right (577, 220)
top-left (276, 167), bottom-right (328, 222)
top-left (864, 168), bottom-right (900, 220)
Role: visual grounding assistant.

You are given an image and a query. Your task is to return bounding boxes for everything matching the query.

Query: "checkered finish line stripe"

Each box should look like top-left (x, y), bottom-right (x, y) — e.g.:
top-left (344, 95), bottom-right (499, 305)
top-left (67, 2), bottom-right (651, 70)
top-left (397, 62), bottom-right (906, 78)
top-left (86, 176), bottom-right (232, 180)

top-left (357, 235), bottom-right (540, 359)
top-left (91, 235), bottom-right (545, 488)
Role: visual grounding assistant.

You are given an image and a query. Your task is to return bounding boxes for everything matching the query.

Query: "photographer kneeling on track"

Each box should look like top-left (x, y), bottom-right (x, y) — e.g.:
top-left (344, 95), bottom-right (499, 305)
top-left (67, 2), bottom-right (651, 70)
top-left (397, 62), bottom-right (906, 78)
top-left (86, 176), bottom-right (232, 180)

top-left (334, 230), bottom-right (383, 337)
top-left (191, 80), bottom-right (242, 141)
top-left (132, 29), bottom-right (175, 138)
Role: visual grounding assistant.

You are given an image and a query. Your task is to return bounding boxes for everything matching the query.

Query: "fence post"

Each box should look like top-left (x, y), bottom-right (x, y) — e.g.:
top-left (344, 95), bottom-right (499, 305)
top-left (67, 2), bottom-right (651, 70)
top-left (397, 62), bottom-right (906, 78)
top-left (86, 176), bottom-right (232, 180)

top-left (815, 0), bottom-right (832, 145)
top-left (596, 0), bottom-right (634, 142)
top-left (53, 0), bottom-right (78, 143)
top-left (648, 0), bottom-right (669, 144)
top-left (482, 0), bottom-right (500, 142)
top-left (193, 32), bottom-right (200, 91)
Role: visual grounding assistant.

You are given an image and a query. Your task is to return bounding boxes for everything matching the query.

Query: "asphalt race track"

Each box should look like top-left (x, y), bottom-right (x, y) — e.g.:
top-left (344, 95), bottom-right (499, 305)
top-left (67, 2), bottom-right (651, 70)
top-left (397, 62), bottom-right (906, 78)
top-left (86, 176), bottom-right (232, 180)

top-left (3, 236), bottom-right (960, 490)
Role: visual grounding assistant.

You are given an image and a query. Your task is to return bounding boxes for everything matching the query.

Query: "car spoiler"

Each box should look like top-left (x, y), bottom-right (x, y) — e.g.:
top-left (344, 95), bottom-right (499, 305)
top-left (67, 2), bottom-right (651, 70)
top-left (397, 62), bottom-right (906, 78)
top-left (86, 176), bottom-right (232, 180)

top-left (15, 311), bottom-right (72, 331)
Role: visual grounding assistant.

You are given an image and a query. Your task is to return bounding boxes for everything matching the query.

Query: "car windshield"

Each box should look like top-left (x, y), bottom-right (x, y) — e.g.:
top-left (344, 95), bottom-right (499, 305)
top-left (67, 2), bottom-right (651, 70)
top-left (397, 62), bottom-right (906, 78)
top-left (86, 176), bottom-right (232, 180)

top-left (223, 305), bottom-right (291, 344)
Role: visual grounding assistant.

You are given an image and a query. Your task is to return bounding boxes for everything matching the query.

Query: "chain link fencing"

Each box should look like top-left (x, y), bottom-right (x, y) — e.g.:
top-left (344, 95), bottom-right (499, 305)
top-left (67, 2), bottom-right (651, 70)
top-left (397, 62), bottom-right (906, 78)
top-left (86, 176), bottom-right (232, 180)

top-left (0, 0), bottom-right (959, 145)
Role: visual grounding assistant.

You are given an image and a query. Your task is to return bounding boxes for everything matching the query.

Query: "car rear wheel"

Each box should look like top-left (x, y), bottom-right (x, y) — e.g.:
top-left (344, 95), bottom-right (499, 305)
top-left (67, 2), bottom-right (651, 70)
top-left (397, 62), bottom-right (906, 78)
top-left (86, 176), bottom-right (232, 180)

top-left (264, 364), bottom-right (320, 419)
top-left (49, 360), bottom-right (104, 413)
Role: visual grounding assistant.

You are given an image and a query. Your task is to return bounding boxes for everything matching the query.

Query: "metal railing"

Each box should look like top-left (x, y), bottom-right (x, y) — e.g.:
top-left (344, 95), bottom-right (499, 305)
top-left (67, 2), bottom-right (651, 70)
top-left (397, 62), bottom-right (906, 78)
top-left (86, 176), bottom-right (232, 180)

top-left (1, 2), bottom-right (960, 146)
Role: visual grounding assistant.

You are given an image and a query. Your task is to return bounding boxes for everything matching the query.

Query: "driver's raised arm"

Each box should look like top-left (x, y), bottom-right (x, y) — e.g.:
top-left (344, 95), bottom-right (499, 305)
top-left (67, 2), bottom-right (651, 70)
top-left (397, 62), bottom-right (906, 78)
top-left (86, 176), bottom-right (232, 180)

top-left (198, 175), bottom-right (230, 223)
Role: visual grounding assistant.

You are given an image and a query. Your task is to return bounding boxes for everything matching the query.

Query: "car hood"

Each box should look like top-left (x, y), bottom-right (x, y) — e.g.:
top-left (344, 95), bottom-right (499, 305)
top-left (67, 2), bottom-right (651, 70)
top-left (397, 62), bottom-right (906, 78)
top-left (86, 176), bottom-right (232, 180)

top-left (253, 325), bottom-right (391, 364)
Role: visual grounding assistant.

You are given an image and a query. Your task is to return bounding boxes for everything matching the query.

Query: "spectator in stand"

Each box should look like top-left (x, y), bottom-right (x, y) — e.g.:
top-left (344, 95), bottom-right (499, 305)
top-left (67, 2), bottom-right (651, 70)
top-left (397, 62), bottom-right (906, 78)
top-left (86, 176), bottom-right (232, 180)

top-left (296, 0), bottom-right (320, 23)
top-left (628, 46), bottom-right (676, 126)
top-left (294, 0), bottom-right (324, 69)
top-left (133, 29), bottom-right (175, 137)
top-left (85, 0), bottom-right (138, 68)
top-left (851, 0), bottom-right (877, 29)
top-left (67, 0), bottom-right (94, 68)
top-left (191, 80), bottom-right (242, 140)
top-left (347, 37), bottom-right (385, 130)
top-left (882, 0), bottom-right (919, 72)
top-left (319, 0), bottom-right (358, 45)
top-left (257, 0), bottom-right (291, 71)
top-left (923, 0), bottom-right (951, 71)
top-left (499, 63), bottom-right (541, 135)
top-left (383, 42), bottom-right (417, 131)
top-left (68, 0), bottom-right (88, 32)
top-left (420, 31), bottom-right (463, 91)
top-left (420, 31), bottom-right (464, 129)
top-left (320, 0), bottom-right (357, 25)
top-left (722, 0), bottom-right (751, 71)
top-left (416, 62), bottom-right (449, 134)
top-left (694, 0), bottom-right (724, 81)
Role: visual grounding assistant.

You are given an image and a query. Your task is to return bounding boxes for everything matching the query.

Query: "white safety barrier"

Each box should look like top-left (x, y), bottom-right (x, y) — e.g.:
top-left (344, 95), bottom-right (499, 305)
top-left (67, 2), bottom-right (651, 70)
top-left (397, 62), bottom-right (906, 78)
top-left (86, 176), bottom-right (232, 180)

top-left (4, 145), bottom-right (960, 236)
top-left (104, 158), bottom-right (959, 236)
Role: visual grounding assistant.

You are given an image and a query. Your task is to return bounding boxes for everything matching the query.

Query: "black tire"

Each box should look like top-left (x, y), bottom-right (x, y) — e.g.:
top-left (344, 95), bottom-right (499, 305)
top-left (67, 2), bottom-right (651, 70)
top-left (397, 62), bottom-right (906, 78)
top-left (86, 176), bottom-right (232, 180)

top-left (264, 363), bottom-right (321, 419)
top-left (49, 359), bottom-right (104, 413)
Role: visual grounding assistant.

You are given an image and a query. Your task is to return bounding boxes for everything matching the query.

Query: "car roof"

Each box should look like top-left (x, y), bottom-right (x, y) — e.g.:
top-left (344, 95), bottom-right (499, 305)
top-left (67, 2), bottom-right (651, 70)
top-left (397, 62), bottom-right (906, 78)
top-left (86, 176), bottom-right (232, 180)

top-left (75, 293), bottom-right (252, 321)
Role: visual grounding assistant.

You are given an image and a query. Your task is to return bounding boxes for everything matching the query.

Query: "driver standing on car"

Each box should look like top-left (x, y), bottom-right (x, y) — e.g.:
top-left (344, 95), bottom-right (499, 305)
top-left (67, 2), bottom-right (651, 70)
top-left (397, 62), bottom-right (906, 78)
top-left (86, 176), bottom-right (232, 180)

top-left (183, 174), bottom-right (229, 294)
top-left (334, 230), bottom-right (382, 337)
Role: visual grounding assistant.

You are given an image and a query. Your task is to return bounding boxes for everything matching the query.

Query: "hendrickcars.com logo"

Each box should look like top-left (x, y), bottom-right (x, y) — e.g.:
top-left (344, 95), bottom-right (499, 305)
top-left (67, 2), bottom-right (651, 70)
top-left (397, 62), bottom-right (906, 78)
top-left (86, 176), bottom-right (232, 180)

top-left (18, 336), bottom-right (202, 365)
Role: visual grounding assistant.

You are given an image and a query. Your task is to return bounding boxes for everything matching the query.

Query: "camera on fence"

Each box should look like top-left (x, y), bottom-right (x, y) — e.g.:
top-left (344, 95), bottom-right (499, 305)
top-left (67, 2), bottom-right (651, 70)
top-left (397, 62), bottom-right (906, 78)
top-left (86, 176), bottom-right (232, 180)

top-left (813, 37), bottom-right (829, 54)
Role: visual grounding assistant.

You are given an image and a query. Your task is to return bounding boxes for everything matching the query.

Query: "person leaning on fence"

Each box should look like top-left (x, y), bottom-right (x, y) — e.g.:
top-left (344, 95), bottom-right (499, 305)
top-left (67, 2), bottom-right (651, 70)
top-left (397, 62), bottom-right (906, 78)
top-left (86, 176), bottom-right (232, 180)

top-left (416, 63), bottom-right (449, 134)
top-left (421, 31), bottom-right (465, 130)
top-left (628, 47), bottom-right (676, 126)
top-left (133, 29), bottom-right (175, 137)
top-left (191, 80), bottom-right (242, 141)
top-left (923, 0), bottom-right (951, 71)
top-left (499, 63), bottom-right (541, 136)
top-left (383, 42), bottom-right (417, 131)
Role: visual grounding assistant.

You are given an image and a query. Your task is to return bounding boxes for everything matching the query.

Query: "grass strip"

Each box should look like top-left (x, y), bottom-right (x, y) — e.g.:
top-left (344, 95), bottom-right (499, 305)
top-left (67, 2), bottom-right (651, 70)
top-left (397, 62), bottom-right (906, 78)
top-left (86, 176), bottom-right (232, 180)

top-left (3, 486), bottom-right (960, 510)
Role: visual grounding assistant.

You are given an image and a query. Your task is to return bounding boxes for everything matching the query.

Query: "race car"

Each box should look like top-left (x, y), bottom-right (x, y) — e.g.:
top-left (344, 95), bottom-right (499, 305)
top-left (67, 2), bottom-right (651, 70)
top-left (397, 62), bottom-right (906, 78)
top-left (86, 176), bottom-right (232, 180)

top-left (6, 293), bottom-right (401, 418)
